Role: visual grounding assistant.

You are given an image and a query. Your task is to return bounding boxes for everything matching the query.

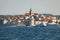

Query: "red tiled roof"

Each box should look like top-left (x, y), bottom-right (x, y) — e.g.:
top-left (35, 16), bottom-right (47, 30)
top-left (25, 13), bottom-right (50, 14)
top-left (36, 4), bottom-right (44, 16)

top-left (25, 13), bottom-right (30, 16)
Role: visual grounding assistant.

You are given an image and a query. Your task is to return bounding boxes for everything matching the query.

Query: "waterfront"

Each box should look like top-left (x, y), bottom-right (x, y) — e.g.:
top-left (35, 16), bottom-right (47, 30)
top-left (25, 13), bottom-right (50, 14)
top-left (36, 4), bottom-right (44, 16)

top-left (0, 9), bottom-right (60, 27)
top-left (0, 25), bottom-right (60, 40)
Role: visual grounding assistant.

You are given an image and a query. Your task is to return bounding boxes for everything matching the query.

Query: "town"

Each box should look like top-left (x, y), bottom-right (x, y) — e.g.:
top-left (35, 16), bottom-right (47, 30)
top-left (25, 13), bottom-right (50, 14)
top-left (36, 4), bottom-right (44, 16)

top-left (0, 9), bottom-right (60, 27)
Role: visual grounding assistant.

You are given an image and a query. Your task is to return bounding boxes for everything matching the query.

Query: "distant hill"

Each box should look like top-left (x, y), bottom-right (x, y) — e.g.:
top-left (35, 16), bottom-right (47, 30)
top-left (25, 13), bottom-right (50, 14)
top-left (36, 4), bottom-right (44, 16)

top-left (42, 13), bottom-right (60, 18)
top-left (54, 15), bottom-right (60, 18)
top-left (42, 13), bottom-right (53, 16)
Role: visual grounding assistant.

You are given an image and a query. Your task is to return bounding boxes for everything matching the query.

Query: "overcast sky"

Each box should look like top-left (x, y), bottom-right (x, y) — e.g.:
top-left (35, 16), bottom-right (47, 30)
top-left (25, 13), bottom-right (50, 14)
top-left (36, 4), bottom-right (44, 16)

top-left (0, 0), bottom-right (60, 15)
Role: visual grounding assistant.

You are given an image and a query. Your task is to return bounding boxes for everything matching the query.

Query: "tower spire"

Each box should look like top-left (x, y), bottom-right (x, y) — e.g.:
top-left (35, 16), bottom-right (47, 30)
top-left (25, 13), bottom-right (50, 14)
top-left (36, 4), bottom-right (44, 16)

top-left (29, 8), bottom-right (32, 15)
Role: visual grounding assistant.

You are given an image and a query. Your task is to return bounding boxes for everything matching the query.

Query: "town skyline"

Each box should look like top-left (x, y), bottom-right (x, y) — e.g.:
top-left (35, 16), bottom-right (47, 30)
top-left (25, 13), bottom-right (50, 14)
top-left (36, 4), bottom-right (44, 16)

top-left (0, 9), bottom-right (60, 27)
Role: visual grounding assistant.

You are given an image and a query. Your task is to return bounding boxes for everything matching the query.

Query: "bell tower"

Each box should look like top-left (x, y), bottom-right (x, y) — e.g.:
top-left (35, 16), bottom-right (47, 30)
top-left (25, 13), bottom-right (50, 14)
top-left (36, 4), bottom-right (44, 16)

top-left (29, 8), bottom-right (32, 15)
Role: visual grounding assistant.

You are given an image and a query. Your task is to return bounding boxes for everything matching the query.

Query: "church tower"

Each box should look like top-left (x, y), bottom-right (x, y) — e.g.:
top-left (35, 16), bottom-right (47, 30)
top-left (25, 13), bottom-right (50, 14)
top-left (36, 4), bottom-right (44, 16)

top-left (29, 8), bottom-right (35, 26)
top-left (29, 8), bottom-right (32, 15)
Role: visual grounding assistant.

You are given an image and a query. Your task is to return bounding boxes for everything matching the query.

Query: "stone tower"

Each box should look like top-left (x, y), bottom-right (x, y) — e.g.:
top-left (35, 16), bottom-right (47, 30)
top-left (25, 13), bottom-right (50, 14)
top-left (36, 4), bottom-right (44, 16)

top-left (29, 8), bottom-right (32, 15)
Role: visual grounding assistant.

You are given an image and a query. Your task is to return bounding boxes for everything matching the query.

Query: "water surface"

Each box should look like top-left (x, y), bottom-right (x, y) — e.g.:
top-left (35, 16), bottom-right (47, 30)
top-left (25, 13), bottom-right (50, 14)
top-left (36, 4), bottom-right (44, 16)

top-left (0, 25), bottom-right (60, 40)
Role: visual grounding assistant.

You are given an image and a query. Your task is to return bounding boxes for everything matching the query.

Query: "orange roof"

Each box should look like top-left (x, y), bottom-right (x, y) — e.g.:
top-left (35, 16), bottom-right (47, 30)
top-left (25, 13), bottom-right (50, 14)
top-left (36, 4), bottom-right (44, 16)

top-left (25, 13), bottom-right (30, 16)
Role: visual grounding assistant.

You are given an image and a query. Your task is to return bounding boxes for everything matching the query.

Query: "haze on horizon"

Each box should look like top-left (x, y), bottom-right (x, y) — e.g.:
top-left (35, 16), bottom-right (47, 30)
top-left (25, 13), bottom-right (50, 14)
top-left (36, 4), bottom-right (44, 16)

top-left (0, 0), bottom-right (60, 15)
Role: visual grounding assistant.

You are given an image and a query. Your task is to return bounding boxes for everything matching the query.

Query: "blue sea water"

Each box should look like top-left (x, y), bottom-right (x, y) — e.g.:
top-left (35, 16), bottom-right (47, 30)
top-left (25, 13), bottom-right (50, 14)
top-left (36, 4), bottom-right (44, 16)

top-left (0, 25), bottom-right (60, 40)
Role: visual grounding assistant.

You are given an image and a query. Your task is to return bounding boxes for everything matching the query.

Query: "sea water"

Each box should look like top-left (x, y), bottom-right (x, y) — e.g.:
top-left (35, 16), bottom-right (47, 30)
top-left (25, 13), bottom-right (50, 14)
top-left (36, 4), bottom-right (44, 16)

top-left (0, 25), bottom-right (60, 40)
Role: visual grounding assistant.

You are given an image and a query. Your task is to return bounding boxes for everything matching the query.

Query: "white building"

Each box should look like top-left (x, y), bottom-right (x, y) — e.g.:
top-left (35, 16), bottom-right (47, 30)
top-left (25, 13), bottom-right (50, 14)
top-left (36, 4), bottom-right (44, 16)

top-left (31, 16), bottom-right (35, 26)
top-left (3, 19), bottom-right (8, 24)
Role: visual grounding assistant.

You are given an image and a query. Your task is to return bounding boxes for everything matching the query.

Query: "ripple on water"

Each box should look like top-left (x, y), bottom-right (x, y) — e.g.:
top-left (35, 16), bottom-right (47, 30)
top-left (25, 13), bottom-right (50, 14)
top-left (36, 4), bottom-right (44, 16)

top-left (0, 26), bottom-right (60, 40)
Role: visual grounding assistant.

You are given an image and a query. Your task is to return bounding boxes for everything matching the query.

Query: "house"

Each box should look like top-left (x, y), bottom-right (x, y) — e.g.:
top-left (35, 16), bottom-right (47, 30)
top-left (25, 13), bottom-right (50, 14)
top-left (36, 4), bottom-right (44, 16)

top-left (3, 18), bottom-right (8, 24)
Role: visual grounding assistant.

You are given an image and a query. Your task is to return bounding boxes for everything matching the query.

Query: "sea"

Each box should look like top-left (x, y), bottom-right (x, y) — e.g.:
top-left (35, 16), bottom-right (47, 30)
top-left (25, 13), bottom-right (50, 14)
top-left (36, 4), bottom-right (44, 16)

top-left (0, 25), bottom-right (60, 40)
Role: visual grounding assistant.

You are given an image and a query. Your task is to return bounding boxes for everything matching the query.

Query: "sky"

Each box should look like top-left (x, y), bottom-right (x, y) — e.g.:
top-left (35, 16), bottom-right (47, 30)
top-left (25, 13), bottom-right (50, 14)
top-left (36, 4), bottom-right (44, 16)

top-left (0, 0), bottom-right (60, 15)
